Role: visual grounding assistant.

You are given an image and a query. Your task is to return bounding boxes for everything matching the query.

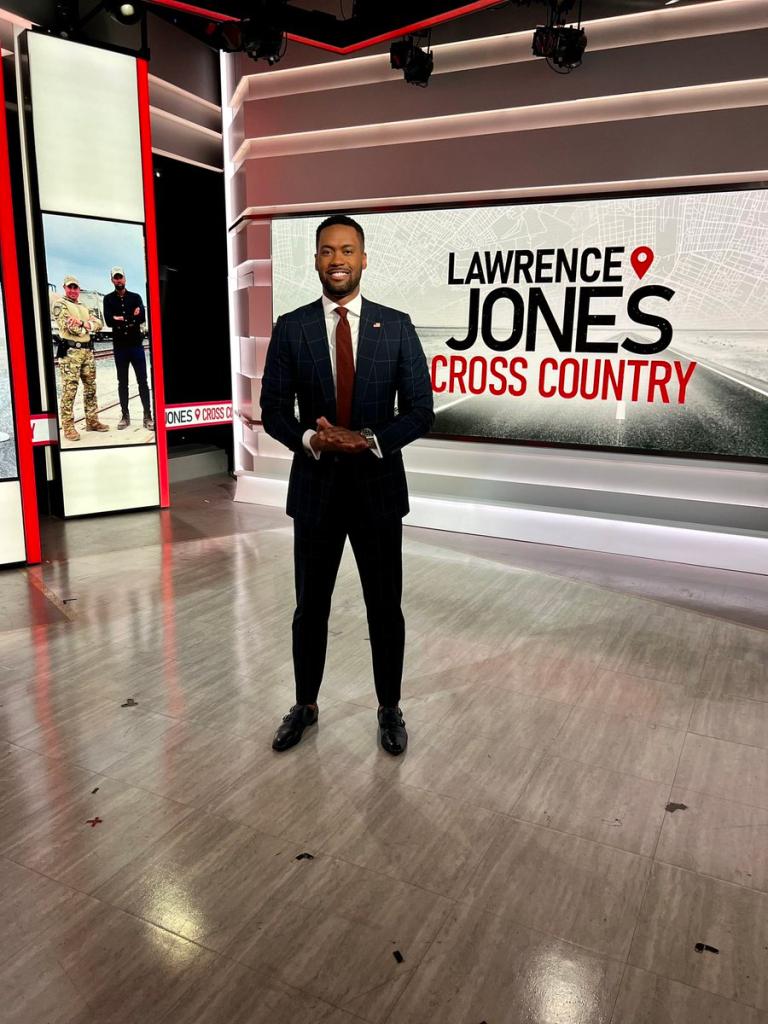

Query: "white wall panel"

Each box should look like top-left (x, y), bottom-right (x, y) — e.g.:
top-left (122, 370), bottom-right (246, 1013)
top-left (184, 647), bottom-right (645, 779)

top-left (0, 480), bottom-right (25, 563)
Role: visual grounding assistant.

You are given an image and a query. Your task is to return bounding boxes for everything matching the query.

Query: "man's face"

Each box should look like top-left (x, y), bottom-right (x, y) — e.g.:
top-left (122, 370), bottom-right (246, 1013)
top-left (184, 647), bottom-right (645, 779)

top-left (315, 225), bottom-right (366, 301)
top-left (64, 283), bottom-right (80, 300)
top-left (112, 274), bottom-right (126, 291)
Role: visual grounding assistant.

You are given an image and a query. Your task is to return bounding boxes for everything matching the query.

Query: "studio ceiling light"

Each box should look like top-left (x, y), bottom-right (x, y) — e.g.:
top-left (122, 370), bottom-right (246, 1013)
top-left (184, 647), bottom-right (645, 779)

top-left (241, 16), bottom-right (285, 64)
top-left (105, 0), bottom-right (145, 25)
top-left (532, 0), bottom-right (587, 73)
top-left (390, 35), bottom-right (434, 87)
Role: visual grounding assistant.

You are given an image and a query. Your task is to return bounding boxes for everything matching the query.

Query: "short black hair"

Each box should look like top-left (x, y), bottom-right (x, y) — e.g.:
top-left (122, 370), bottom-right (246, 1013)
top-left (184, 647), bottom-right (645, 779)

top-left (315, 214), bottom-right (365, 250)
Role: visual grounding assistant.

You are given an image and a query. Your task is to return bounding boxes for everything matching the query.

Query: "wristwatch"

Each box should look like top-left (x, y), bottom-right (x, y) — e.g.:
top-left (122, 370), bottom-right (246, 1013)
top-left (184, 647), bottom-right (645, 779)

top-left (360, 428), bottom-right (376, 449)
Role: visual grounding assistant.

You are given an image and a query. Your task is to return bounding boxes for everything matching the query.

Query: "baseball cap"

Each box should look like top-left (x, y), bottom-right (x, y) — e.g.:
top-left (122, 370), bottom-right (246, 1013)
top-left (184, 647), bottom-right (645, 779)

top-left (63, 275), bottom-right (80, 287)
top-left (110, 266), bottom-right (125, 277)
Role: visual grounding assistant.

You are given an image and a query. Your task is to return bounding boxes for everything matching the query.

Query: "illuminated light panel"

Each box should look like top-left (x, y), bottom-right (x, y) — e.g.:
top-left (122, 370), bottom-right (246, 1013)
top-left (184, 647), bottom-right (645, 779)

top-left (238, 169), bottom-right (768, 216)
top-left (151, 147), bottom-right (224, 172)
top-left (232, 77), bottom-right (768, 164)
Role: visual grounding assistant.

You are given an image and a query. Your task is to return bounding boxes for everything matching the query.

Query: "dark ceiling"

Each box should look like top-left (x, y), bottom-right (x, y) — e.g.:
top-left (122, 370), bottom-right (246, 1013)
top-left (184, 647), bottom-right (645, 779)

top-left (2, 0), bottom-right (723, 62)
top-left (148, 0), bottom-right (721, 54)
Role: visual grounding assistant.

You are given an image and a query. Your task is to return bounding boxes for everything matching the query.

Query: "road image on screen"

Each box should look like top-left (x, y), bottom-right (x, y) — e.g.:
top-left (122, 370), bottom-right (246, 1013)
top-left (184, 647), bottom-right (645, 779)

top-left (272, 189), bottom-right (768, 461)
top-left (0, 283), bottom-right (19, 480)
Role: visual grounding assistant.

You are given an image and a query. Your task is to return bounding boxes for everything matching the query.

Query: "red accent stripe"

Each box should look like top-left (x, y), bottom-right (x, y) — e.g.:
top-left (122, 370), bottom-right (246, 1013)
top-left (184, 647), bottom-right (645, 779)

top-left (136, 60), bottom-right (170, 508)
top-left (0, 65), bottom-right (41, 563)
top-left (288, 1), bottom-right (503, 54)
top-left (146, 0), bottom-right (501, 51)
top-left (149, 0), bottom-right (239, 20)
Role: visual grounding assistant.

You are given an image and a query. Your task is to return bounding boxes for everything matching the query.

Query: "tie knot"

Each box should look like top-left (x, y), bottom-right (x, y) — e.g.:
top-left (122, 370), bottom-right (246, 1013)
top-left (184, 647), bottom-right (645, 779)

top-left (334, 306), bottom-right (349, 321)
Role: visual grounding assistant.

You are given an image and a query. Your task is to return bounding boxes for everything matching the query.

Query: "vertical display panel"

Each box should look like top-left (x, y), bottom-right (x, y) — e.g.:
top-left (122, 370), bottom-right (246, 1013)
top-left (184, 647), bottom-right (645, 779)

top-left (20, 31), bottom-right (166, 516)
top-left (0, 48), bottom-right (39, 564)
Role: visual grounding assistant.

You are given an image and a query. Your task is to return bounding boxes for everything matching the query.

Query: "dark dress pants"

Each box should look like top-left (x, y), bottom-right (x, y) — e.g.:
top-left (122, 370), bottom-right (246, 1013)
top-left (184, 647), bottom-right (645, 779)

top-left (292, 472), bottom-right (405, 708)
top-left (115, 344), bottom-right (151, 417)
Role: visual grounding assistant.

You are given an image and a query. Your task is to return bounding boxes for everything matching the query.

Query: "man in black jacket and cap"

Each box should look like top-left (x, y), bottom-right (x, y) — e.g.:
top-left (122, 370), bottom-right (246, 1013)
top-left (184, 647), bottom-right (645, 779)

top-left (102, 267), bottom-right (154, 431)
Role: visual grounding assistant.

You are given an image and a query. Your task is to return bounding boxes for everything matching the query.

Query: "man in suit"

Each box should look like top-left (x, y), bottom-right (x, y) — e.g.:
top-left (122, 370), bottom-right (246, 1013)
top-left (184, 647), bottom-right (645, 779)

top-left (102, 268), bottom-right (154, 432)
top-left (260, 214), bottom-right (434, 756)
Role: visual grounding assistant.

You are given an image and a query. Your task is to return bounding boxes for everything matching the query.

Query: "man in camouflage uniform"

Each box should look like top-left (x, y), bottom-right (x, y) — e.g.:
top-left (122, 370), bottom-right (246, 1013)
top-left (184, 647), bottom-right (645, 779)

top-left (56, 274), bottom-right (109, 442)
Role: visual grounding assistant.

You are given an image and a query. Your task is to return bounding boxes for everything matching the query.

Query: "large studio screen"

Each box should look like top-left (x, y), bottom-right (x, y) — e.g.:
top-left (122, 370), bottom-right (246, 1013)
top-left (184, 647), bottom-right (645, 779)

top-left (272, 189), bottom-right (768, 461)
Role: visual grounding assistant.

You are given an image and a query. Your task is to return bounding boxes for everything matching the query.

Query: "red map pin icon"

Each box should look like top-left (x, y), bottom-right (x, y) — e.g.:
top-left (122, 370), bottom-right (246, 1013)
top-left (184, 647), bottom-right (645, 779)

top-left (630, 246), bottom-right (654, 279)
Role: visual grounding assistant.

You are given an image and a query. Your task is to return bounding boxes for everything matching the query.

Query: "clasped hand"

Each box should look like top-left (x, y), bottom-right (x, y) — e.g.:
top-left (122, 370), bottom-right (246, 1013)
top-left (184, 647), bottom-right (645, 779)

top-left (310, 416), bottom-right (368, 455)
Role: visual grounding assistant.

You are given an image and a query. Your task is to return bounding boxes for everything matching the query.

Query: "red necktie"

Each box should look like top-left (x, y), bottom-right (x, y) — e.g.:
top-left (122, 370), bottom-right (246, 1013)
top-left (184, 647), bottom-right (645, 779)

top-left (334, 306), bottom-right (354, 428)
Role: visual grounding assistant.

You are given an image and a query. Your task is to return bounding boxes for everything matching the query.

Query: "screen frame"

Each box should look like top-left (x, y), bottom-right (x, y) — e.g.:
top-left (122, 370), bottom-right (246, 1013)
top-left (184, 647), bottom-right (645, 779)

top-left (40, 208), bottom-right (157, 455)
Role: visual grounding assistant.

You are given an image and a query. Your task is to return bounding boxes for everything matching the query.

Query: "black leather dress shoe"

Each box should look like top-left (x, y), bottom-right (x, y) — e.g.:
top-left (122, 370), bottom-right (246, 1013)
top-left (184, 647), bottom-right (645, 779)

top-left (272, 704), bottom-right (318, 751)
top-left (378, 707), bottom-right (407, 756)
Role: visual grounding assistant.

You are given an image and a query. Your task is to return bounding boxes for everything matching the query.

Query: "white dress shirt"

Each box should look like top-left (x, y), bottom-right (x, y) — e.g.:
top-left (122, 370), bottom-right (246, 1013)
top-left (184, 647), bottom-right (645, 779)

top-left (302, 292), bottom-right (381, 458)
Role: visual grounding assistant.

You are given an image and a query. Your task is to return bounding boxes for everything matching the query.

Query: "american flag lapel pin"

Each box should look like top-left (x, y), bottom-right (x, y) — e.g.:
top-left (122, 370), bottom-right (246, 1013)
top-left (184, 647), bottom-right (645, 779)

top-left (373, 322), bottom-right (381, 328)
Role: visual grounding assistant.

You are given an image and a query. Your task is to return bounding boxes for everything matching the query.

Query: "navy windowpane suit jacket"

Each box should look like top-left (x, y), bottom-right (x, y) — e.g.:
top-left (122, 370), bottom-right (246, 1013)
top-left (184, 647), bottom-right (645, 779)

top-left (260, 297), bottom-right (435, 525)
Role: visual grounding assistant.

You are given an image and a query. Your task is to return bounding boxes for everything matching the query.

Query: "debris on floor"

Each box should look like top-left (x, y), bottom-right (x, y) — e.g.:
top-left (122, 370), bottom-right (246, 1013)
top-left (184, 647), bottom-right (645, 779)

top-left (121, 698), bottom-right (138, 707)
top-left (85, 817), bottom-right (103, 827)
top-left (91, 787), bottom-right (99, 794)
top-left (295, 852), bottom-right (314, 860)
top-left (393, 950), bottom-right (404, 963)
top-left (665, 802), bottom-right (688, 813)
top-left (694, 942), bottom-right (719, 954)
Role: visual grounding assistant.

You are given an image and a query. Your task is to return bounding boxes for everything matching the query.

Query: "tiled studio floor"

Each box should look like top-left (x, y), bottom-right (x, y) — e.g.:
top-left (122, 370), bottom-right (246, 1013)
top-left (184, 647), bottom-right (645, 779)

top-left (1, 475), bottom-right (767, 1024)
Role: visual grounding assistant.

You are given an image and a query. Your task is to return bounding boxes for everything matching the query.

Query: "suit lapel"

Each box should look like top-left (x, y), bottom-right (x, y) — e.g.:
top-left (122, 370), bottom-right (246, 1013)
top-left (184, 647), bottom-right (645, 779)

top-left (301, 299), bottom-right (335, 410)
top-left (352, 298), bottom-right (382, 423)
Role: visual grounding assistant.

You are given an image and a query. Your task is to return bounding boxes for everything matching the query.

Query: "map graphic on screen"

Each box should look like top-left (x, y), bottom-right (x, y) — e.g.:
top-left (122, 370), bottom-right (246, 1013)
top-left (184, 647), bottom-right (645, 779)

top-left (272, 188), bottom-right (768, 461)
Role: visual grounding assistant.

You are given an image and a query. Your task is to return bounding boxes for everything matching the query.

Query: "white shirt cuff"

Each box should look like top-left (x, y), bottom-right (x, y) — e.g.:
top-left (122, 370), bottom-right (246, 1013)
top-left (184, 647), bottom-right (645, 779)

top-left (303, 429), bottom-right (321, 459)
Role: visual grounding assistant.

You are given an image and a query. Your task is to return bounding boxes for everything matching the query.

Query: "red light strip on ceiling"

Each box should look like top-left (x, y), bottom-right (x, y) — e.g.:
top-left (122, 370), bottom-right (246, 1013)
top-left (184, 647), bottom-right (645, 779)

top-left (149, 0), bottom-right (239, 20)
top-left (136, 59), bottom-right (170, 509)
top-left (147, 0), bottom-right (503, 50)
top-left (289, 0), bottom-right (504, 54)
top-left (0, 61), bottom-right (41, 563)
